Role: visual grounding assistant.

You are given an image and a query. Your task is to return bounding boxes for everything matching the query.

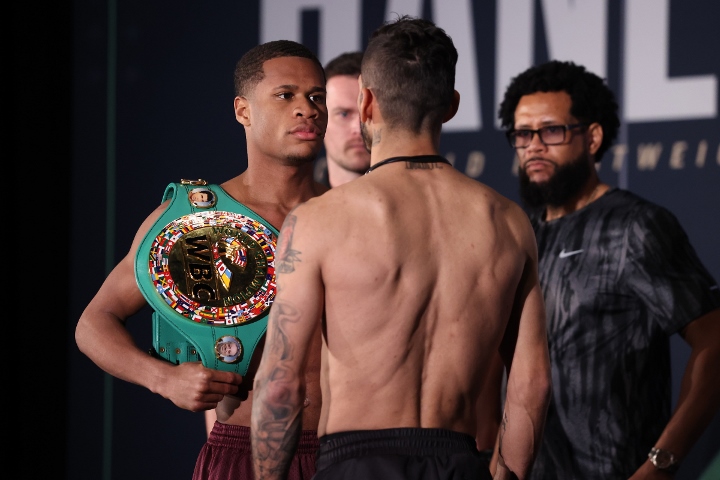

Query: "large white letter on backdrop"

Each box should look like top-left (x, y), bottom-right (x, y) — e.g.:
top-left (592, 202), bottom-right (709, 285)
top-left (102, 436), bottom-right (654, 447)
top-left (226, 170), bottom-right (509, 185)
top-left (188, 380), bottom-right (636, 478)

top-left (260, 0), bottom-right (362, 65)
top-left (624, 0), bottom-right (717, 121)
top-left (385, 0), bottom-right (481, 131)
top-left (495, 0), bottom-right (607, 128)
top-left (495, 0), bottom-right (534, 128)
top-left (541, 0), bottom-right (607, 78)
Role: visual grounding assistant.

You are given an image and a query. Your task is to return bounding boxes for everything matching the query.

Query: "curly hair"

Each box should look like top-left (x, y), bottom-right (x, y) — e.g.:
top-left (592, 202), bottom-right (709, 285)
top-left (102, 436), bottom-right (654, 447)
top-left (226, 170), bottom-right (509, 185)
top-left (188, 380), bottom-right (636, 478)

top-left (234, 40), bottom-right (325, 98)
top-left (498, 60), bottom-right (620, 162)
top-left (362, 15), bottom-right (457, 134)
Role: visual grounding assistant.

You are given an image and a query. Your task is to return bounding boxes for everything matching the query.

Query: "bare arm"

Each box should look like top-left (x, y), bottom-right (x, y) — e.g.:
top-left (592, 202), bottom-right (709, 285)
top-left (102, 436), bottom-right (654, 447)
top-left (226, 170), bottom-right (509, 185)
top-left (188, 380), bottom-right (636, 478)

top-left (629, 307), bottom-right (720, 479)
top-left (476, 351), bottom-right (504, 452)
top-left (478, 351), bottom-right (505, 477)
top-left (75, 204), bottom-right (242, 412)
top-left (251, 210), bottom-right (324, 479)
top-left (495, 232), bottom-right (552, 480)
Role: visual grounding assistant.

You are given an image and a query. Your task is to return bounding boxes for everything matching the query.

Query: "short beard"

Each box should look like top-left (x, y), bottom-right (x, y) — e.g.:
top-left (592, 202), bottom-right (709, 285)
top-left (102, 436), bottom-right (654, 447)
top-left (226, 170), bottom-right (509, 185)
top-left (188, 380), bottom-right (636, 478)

top-left (286, 152), bottom-right (318, 166)
top-left (360, 121), bottom-right (372, 153)
top-left (519, 152), bottom-right (594, 208)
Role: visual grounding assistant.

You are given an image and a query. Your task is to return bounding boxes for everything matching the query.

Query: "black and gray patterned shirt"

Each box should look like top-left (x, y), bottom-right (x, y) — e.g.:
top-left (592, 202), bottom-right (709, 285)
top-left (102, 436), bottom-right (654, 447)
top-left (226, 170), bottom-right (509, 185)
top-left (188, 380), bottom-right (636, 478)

top-left (528, 188), bottom-right (720, 479)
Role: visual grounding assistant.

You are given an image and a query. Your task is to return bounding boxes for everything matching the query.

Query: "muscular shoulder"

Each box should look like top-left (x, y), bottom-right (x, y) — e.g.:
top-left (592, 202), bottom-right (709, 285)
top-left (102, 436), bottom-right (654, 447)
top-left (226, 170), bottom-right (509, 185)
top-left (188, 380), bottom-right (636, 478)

top-left (127, 200), bottom-right (171, 255)
top-left (295, 176), bottom-right (370, 218)
top-left (468, 179), bottom-right (534, 232)
top-left (490, 189), bottom-right (537, 253)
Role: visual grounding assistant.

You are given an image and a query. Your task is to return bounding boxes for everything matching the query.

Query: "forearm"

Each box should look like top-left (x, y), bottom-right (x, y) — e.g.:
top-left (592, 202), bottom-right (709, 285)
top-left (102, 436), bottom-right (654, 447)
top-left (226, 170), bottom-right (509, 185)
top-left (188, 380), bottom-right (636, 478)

top-left (76, 311), bottom-right (168, 392)
top-left (652, 342), bottom-right (720, 460)
top-left (76, 307), bottom-right (245, 413)
top-left (498, 372), bottom-right (551, 479)
top-left (494, 454), bottom-right (519, 480)
top-left (251, 383), bottom-right (304, 479)
top-left (496, 407), bottom-right (541, 479)
top-left (476, 352), bottom-right (505, 451)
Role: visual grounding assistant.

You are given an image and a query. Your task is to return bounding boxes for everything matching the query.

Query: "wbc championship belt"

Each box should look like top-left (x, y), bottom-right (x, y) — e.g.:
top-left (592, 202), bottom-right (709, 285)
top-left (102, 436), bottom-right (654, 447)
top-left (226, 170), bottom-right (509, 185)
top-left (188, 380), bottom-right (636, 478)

top-left (135, 179), bottom-right (278, 375)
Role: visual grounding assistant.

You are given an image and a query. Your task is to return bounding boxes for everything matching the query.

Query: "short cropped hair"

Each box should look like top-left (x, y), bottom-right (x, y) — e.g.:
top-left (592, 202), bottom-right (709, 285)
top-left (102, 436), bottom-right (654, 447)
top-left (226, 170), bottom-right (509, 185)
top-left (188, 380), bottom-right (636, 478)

top-left (498, 60), bottom-right (620, 162)
top-left (234, 40), bottom-right (325, 97)
top-left (362, 15), bottom-right (457, 134)
top-left (324, 51), bottom-right (363, 80)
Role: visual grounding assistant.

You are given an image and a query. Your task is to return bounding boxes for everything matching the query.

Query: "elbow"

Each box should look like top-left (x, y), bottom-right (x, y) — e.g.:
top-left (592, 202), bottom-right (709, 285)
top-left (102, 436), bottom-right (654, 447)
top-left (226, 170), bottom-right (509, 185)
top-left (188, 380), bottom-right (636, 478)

top-left (533, 370), bottom-right (553, 423)
top-left (74, 318), bottom-right (88, 354)
top-left (530, 353), bottom-right (553, 409)
top-left (261, 378), bottom-right (305, 414)
top-left (74, 313), bottom-right (99, 358)
top-left (507, 362), bottom-right (553, 441)
top-left (513, 362), bottom-right (552, 408)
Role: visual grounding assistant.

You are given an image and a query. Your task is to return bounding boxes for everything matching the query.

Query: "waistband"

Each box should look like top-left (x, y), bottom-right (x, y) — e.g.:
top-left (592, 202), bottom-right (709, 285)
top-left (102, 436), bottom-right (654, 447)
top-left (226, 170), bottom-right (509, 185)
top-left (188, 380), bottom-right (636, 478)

top-left (317, 428), bottom-right (477, 467)
top-left (208, 422), bottom-right (319, 455)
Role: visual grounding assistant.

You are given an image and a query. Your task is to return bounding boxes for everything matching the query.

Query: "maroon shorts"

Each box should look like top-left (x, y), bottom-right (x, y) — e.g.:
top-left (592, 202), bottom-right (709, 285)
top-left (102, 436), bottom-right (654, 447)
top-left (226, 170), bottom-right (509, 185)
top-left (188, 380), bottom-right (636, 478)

top-left (193, 421), bottom-right (319, 480)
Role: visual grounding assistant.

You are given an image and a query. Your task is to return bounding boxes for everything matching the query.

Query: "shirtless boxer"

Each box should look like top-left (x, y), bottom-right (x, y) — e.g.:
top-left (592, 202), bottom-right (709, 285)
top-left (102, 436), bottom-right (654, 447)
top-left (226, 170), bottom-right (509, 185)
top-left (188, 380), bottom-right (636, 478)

top-left (76, 40), bottom-right (328, 479)
top-left (250, 16), bottom-right (552, 480)
top-left (205, 49), bottom-right (369, 437)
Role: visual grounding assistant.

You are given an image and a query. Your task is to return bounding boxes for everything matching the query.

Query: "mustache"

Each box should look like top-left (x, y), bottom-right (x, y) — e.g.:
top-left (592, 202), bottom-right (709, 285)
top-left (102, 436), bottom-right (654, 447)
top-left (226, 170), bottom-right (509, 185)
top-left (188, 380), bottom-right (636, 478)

top-left (521, 157), bottom-right (558, 172)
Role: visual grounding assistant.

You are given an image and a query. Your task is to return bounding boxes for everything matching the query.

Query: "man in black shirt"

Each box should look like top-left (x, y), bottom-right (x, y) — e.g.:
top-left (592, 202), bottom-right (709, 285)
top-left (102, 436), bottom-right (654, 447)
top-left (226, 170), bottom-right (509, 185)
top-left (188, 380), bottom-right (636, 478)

top-left (499, 60), bottom-right (720, 479)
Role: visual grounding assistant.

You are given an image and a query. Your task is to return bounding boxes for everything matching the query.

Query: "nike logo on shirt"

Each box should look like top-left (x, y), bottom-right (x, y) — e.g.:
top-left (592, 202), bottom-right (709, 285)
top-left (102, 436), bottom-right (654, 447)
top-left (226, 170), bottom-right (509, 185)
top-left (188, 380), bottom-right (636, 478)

top-left (559, 249), bottom-right (584, 258)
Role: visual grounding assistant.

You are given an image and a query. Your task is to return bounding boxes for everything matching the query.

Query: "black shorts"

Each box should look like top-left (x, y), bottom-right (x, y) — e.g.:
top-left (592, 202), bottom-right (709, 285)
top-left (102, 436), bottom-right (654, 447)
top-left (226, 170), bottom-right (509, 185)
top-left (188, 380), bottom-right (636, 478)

top-left (314, 428), bottom-right (492, 479)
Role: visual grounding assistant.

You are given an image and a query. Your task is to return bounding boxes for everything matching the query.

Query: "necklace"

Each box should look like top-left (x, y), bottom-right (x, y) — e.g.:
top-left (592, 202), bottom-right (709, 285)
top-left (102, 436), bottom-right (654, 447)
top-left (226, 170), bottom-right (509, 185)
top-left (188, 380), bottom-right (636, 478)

top-left (365, 155), bottom-right (451, 175)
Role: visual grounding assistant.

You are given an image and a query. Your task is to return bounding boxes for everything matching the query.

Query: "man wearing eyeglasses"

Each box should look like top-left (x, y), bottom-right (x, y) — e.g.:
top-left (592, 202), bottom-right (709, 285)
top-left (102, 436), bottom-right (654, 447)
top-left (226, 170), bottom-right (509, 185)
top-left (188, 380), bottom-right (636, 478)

top-left (498, 60), bottom-right (720, 479)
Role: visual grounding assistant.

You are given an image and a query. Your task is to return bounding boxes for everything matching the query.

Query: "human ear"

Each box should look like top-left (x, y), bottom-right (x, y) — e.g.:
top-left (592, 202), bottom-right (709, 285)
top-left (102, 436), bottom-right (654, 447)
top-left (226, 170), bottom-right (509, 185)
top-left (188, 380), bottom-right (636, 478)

top-left (442, 90), bottom-right (460, 123)
top-left (234, 96), bottom-right (251, 126)
top-left (587, 122), bottom-right (603, 156)
top-left (358, 77), bottom-right (374, 124)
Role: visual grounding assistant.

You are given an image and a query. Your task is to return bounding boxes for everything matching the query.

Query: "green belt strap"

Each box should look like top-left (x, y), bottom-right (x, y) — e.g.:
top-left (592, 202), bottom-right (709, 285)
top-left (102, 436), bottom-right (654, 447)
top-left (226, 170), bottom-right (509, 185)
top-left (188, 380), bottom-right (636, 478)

top-left (134, 179), bottom-right (278, 375)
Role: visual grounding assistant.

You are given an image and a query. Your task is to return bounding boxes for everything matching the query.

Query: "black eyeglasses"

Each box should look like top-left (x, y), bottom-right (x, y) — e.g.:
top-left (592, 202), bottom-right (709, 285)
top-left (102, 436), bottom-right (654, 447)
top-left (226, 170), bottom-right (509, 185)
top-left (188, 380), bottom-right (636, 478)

top-left (506, 123), bottom-right (588, 148)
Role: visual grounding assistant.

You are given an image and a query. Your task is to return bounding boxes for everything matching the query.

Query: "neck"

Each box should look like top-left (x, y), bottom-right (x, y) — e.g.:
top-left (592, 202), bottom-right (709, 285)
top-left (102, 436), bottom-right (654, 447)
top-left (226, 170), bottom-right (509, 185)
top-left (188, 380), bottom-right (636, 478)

top-left (224, 162), bottom-right (323, 206)
top-left (367, 127), bottom-right (441, 169)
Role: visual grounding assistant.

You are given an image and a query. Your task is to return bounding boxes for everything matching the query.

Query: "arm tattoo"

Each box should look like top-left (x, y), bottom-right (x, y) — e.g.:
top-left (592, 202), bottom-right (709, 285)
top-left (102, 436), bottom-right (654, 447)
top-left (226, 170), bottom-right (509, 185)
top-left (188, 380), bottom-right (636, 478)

top-left (276, 214), bottom-right (301, 274)
top-left (496, 411), bottom-right (520, 480)
top-left (498, 410), bottom-right (508, 464)
top-left (252, 300), bottom-right (305, 479)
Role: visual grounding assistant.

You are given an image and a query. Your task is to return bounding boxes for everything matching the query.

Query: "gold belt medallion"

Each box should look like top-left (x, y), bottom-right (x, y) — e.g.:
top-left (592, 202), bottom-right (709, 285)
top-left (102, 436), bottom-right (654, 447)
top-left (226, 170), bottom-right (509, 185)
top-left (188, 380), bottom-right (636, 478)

top-left (146, 211), bottom-right (277, 327)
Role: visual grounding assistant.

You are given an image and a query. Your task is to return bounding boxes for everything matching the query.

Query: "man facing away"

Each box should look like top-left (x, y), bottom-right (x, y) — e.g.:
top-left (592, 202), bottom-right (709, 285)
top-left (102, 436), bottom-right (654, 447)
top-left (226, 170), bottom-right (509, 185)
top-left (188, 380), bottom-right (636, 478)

top-left (250, 15), bottom-right (552, 480)
top-left (498, 59), bottom-right (720, 479)
top-left (75, 40), bottom-right (329, 479)
top-left (318, 50), bottom-right (371, 187)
